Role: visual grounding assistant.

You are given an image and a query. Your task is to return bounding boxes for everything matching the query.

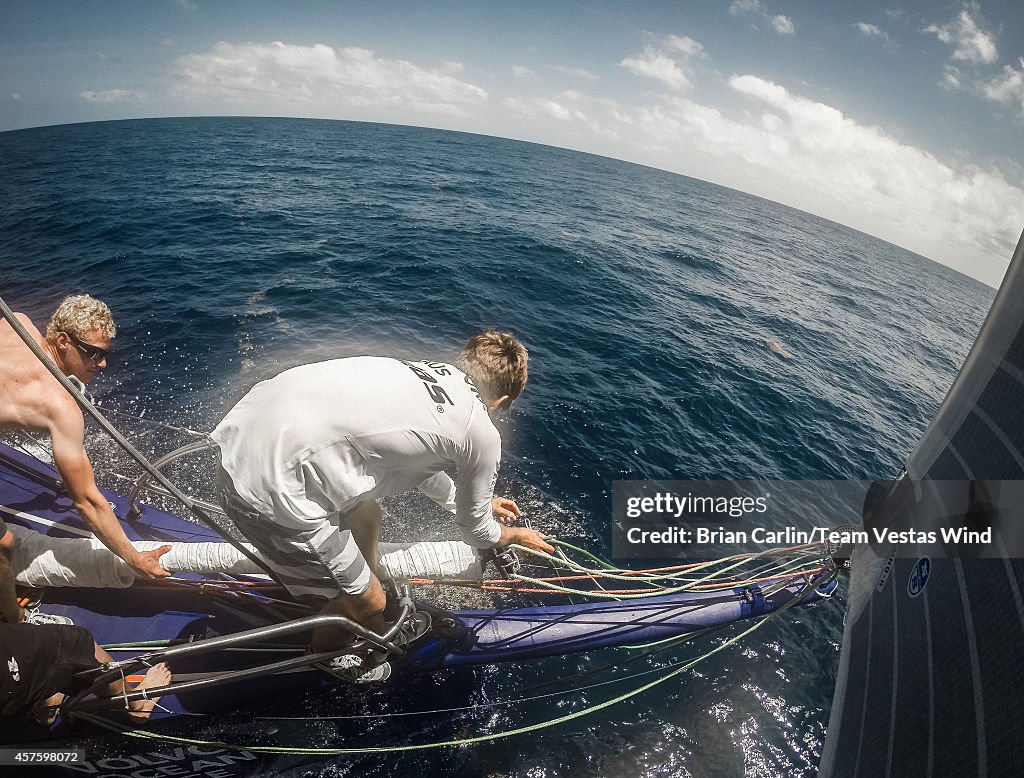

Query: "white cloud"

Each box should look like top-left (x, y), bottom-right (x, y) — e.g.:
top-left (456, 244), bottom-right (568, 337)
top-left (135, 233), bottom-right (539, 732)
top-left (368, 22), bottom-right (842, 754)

top-left (664, 35), bottom-right (705, 58)
top-left (612, 75), bottom-right (1021, 283)
top-left (982, 57), bottom-right (1024, 115)
top-left (10, 92), bottom-right (20, 101)
top-left (176, 41), bottom-right (488, 116)
top-left (512, 65), bottom-right (537, 79)
top-left (924, 6), bottom-right (998, 65)
top-left (855, 22), bottom-right (891, 45)
top-left (771, 15), bottom-right (795, 35)
top-left (730, 1), bottom-right (794, 35)
top-left (80, 89), bottom-right (146, 104)
top-left (620, 47), bottom-right (691, 90)
top-left (552, 65), bottom-right (599, 79)
top-left (942, 65), bottom-right (964, 90)
top-left (506, 96), bottom-right (574, 122)
top-left (504, 94), bottom-right (617, 139)
top-left (170, 0), bottom-right (197, 11)
top-left (729, 0), bottom-right (765, 17)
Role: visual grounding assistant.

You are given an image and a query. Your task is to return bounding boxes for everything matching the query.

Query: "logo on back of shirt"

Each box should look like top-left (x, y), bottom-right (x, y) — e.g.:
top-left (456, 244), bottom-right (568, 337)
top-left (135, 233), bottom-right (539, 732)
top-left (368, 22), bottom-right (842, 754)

top-left (7, 657), bottom-right (19, 683)
top-left (401, 360), bottom-right (456, 410)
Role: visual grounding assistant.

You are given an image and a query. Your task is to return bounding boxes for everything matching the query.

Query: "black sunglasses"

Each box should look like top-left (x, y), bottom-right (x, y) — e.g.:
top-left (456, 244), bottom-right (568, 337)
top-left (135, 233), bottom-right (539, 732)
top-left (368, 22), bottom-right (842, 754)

top-left (65, 332), bottom-right (109, 362)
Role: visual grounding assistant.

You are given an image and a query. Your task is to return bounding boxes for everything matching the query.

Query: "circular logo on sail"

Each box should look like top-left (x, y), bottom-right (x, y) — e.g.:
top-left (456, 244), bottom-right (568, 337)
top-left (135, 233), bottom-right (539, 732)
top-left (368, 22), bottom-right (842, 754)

top-left (907, 557), bottom-right (931, 598)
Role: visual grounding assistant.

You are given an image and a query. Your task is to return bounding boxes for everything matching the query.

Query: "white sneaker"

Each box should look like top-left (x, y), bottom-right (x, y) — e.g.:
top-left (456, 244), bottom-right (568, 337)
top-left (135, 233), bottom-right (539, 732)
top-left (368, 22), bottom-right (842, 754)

top-left (23, 609), bottom-right (73, 626)
top-left (318, 654), bottom-right (392, 684)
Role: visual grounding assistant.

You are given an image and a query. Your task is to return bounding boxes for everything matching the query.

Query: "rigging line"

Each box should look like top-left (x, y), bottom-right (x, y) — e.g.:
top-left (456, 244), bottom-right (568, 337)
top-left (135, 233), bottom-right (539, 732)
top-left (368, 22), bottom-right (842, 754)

top-left (507, 546), bottom-right (827, 597)
top-left (70, 573), bottom-right (834, 755)
top-left (479, 554), bottom-right (825, 592)
top-left (515, 624), bottom-right (729, 698)
top-left (517, 569), bottom-right (834, 695)
top-left (101, 405), bottom-right (213, 439)
top-left (253, 625), bottom-right (736, 722)
top-left (513, 543), bottom-right (808, 586)
top-left (477, 565), bottom-right (828, 596)
top-left (0, 294), bottom-right (277, 580)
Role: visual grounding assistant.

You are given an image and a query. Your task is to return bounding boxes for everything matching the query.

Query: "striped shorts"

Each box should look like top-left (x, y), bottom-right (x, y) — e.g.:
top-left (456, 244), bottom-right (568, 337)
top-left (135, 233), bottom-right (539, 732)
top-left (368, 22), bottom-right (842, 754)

top-left (214, 465), bottom-right (372, 603)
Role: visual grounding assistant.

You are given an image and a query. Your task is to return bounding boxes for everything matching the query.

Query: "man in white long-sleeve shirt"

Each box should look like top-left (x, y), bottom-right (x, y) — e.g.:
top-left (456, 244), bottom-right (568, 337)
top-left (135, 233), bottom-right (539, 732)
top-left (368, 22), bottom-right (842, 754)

top-left (212, 330), bottom-right (552, 653)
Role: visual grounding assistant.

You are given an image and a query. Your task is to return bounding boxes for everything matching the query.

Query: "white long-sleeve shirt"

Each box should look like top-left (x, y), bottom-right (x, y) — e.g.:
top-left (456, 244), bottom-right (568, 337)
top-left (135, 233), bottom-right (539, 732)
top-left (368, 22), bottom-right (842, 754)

top-left (211, 356), bottom-right (503, 548)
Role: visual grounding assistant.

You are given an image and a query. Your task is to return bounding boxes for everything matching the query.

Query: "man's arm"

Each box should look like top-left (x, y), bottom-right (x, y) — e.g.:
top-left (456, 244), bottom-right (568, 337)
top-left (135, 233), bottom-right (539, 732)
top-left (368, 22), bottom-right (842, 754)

top-left (49, 400), bottom-right (170, 578)
top-left (454, 422), bottom-right (554, 554)
top-left (417, 471), bottom-right (457, 512)
top-left (418, 471), bottom-right (549, 548)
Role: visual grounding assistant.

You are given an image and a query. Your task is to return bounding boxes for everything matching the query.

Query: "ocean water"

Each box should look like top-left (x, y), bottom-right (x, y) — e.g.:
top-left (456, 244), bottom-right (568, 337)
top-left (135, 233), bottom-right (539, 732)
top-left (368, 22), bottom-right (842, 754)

top-left (0, 118), bottom-right (995, 776)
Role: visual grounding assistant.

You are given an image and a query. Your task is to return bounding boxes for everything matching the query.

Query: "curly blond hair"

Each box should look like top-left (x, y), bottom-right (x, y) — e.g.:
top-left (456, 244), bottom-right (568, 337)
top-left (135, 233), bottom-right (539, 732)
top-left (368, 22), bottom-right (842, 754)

top-left (455, 329), bottom-right (528, 403)
top-left (45, 294), bottom-right (117, 342)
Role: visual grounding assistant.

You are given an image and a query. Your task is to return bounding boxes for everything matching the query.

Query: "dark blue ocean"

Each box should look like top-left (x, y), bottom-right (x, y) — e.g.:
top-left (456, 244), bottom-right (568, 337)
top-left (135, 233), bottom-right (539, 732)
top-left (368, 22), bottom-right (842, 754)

top-left (0, 118), bottom-right (994, 777)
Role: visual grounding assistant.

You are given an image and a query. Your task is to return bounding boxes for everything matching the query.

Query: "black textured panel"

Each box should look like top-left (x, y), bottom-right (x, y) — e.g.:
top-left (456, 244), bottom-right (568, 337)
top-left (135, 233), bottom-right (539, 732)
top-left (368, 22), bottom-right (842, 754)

top-left (964, 560), bottom-right (1024, 774)
top-left (831, 604), bottom-right (873, 778)
top-left (927, 560), bottom-right (979, 777)
top-left (853, 570), bottom-right (896, 777)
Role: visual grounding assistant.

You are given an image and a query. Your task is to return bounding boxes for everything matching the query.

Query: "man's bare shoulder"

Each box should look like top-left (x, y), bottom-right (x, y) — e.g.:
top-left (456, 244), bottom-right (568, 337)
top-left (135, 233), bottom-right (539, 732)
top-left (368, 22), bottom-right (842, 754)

top-left (0, 314), bottom-right (80, 433)
top-left (0, 313), bottom-right (45, 352)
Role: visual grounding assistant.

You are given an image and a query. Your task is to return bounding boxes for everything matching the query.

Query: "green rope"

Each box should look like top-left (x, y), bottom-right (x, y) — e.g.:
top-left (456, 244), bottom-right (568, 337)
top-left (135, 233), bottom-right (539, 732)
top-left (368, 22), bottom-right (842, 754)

top-left (548, 539), bottom-right (618, 569)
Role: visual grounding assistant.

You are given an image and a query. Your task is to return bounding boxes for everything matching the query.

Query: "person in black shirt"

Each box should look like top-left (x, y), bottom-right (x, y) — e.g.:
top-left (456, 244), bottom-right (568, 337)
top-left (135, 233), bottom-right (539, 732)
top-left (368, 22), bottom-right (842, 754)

top-left (0, 622), bottom-right (170, 723)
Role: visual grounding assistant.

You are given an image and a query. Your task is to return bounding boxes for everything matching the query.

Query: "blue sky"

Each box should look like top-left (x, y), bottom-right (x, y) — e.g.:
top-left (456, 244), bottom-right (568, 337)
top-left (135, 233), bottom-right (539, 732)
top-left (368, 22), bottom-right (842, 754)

top-left (2, 1), bottom-right (1022, 285)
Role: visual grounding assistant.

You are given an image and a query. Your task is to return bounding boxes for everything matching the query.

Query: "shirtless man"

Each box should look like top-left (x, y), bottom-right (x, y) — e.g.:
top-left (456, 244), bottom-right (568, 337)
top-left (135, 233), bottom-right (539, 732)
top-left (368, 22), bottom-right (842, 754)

top-left (0, 295), bottom-right (170, 623)
top-left (213, 329), bottom-right (554, 659)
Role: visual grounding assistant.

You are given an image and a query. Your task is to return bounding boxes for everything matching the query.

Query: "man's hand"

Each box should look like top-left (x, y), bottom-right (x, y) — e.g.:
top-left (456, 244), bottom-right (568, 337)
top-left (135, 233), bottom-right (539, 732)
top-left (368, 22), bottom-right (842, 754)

top-left (499, 525), bottom-right (555, 555)
top-left (490, 497), bottom-right (521, 524)
top-left (129, 546), bottom-right (173, 579)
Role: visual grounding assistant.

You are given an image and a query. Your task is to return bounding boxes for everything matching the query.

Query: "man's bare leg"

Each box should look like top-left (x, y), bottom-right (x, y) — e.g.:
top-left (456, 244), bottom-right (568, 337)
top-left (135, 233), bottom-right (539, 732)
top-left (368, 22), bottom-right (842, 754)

top-left (311, 575), bottom-right (388, 653)
top-left (0, 530), bottom-right (22, 624)
top-left (32, 645), bottom-right (171, 724)
top-left (345, 500), bottom-right (383, 579)
top-left (94, 644), bottom-right (171, 720)
top-left (311, 501), bottom-right (387, 654)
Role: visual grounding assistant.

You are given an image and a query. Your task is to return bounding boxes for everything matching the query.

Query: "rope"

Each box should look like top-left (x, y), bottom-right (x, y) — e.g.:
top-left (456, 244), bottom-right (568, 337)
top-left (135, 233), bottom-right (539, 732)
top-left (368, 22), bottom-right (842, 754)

top-left (492, 544), bottom-right (827, 599)
top-left (69, 573), bottom-right (835, 754)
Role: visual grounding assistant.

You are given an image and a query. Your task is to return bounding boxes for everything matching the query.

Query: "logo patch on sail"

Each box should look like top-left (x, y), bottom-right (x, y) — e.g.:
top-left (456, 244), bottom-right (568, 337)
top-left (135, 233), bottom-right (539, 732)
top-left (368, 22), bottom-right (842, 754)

top-left (907, 557), bottom-right (931, 598)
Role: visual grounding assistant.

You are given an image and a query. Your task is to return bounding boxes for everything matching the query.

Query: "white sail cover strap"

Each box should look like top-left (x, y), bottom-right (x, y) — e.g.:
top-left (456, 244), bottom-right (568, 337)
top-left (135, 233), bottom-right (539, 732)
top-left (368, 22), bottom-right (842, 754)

top-left (9, 525), bottom-right (482, 588)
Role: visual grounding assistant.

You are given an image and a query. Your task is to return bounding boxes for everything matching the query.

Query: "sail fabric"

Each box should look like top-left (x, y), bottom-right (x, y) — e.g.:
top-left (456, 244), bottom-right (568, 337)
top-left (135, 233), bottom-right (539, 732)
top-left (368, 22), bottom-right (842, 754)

top-left (820, 230), bottom-right (1024, 777)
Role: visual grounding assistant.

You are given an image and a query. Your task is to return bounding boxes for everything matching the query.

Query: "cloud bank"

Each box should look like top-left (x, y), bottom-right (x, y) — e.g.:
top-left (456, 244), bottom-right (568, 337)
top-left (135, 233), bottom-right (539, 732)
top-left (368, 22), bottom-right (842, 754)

top-left (176, 41), bottom-right (488, 116)
top-left (165, 36), bottom-right (1018, 284)
top-left (615, 73), bottom-right (1020, 282)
